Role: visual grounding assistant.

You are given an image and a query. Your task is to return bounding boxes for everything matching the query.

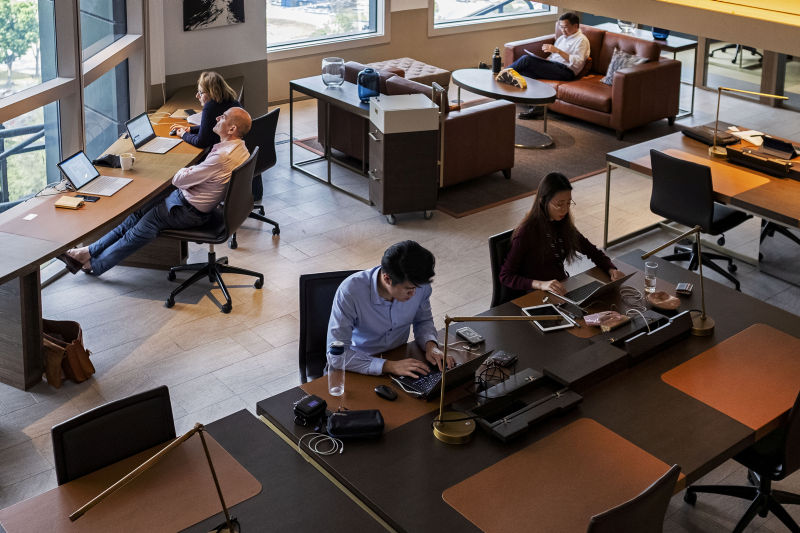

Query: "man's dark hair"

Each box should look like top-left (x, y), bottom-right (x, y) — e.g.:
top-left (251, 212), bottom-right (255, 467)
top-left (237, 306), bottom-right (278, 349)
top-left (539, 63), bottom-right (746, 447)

top-left (558, 12), bottom-right (580, 26)
top-left (381, 241), bottom-right (435, 286)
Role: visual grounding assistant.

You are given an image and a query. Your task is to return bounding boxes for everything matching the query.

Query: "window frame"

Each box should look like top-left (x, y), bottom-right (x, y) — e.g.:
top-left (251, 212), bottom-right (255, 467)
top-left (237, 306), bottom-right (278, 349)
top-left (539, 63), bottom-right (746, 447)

top-left (428, 1), bottom-right (557, 37)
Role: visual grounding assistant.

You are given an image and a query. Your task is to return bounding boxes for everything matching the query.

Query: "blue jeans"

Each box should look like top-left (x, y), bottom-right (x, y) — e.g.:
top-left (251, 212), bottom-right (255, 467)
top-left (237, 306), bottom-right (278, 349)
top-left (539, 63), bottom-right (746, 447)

top-left (88, 188), bottom-right (208, 276)
top-left (509, 55), bottom-right (576, 81)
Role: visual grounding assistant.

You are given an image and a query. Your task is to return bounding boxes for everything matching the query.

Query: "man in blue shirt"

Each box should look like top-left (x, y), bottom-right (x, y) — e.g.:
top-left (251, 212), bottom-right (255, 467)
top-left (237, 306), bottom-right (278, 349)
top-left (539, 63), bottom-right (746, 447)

top-left (327, 241), bottom-right (453, 377)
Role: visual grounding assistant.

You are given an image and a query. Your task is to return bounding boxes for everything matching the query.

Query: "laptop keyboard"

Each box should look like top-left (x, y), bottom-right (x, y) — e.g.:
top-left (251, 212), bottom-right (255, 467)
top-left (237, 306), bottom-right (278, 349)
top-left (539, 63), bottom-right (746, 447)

top-left (142, 136), bottom-right (181, 153)
top-left (394, 369), bottom-right (442, 397)
top-left (563, 280), bottom-right (603, 303)
top-left (79, 175), bottom-right (128, 196)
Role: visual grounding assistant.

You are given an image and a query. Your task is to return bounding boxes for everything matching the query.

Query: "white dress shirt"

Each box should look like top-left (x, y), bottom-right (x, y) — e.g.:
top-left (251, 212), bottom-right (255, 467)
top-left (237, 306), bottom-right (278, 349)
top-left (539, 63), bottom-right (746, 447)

top-left (172, 138), bottom-right (249, 213)
top-left (550, 30), bottom-right (591, 75)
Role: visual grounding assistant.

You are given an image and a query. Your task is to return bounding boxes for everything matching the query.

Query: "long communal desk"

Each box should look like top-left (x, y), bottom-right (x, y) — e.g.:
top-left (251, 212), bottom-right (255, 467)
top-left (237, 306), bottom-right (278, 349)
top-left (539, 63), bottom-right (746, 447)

top-left (602, 131), bottom-right (800, 254)
top-left (0, 120), bottom-right (202, 390)
top-left (256, 250), bottom-right (800, 532)
top-left (0, 409), bottom-right (382, 532)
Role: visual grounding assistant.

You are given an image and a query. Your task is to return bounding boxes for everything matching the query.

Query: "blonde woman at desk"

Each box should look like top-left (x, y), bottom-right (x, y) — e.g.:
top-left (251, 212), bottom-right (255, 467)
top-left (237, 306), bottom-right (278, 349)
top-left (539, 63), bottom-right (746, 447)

top-left (500, 172), bottom-right (625, 296)
top-left (171, 71), bottom-right (241, 148)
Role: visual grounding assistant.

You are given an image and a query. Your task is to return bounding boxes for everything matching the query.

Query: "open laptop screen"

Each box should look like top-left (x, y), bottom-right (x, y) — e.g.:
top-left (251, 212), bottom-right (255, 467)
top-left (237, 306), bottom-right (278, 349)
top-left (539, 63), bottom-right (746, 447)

top-left (57, 151), bottom-right (99, 189)
top-left (125, 112), bottom-right (156, 149)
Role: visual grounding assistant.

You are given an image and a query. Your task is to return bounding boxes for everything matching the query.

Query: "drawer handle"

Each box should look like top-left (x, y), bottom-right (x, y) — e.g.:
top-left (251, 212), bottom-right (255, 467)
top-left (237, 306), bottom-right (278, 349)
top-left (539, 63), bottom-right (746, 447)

top-left (368, 132), bottom-right (380, 142)
top-left (368, 170), bottom-right (380, 181)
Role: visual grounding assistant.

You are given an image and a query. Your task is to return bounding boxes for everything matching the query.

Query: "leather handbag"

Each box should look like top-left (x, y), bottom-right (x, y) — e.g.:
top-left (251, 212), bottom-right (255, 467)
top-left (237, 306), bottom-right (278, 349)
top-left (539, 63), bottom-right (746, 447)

top-left (326, 409), bottom-right (384, 439)
top-left (42, 319), bottom-right (94, 388)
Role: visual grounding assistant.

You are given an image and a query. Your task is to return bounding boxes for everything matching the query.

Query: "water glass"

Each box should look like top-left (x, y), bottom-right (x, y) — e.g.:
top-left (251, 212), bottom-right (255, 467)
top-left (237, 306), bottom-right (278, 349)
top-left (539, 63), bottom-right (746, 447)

top-left (644, 261), bottom-right (658, 294)
top-left (321, 57), bottom-right (345, 88)
top-left (327, 341), bottom-right (345, 396)
top-left (617, 20), bottom-right (636, 33)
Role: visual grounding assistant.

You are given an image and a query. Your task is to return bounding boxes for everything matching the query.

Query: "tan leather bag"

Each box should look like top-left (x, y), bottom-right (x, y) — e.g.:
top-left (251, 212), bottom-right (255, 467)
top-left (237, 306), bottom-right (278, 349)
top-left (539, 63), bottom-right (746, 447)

top-left (42, 319), bottom-right (94, 387)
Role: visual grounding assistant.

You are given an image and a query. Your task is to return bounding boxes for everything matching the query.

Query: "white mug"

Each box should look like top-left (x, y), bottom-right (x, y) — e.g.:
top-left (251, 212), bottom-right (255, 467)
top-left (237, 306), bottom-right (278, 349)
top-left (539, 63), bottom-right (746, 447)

top-left (120, 152), bottom-right (135, 171)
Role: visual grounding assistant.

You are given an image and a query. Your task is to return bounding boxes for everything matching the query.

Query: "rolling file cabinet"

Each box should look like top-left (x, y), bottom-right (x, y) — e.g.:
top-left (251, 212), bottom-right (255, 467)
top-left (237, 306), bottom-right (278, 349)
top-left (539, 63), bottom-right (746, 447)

top-left (368, 95), bottom-right (439, 224)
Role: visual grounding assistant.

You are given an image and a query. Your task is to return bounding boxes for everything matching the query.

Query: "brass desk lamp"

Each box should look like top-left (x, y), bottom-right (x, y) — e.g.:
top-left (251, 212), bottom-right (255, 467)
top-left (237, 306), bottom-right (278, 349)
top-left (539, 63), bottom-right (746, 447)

top-left (709, 86), bottom-right (788, 158)
top-left (433, 313), bottom-right (561, 444)
top-left (641, 225), bottom-right (713, 336)
top-left (70, 423), bottom-right (240, 532)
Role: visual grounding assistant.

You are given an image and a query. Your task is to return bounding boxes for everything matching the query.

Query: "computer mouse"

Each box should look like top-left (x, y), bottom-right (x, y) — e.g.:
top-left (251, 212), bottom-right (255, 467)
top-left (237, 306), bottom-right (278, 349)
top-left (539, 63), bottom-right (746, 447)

top-left (374, 384), bottom-right (397, 401)
top-left (169, 129), bottom-right (177, 136)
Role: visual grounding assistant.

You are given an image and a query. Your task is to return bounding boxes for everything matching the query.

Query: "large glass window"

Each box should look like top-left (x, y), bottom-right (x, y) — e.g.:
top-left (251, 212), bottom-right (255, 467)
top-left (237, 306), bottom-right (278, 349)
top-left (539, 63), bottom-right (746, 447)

top-left (267, 0), bottom-right (379, 49)
top-left (84, 60), bottom-right (129, 159)
top-left (0, 102), bottom-right (60, 209)
top-left (0, 0), bottom-right (57, 99)
top-left (434, 0), bottom-right (551, 27)
top-left (704, 40), bottom-right (763, 94)
top-left (80, 0), bottom-right (127, 60)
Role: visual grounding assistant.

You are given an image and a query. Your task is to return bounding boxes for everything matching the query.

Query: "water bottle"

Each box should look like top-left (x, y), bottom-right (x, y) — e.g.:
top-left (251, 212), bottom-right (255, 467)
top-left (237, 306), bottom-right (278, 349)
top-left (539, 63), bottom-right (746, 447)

top-left (492, 47), bottom-right (502, 74)
top-left (327, 341), bottom-right (346, 396)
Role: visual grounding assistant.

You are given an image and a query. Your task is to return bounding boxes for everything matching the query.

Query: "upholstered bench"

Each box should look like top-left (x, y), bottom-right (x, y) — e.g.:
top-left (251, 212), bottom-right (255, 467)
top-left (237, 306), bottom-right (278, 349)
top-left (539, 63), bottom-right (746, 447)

top-left (366, 57), bottom-right (451, 88)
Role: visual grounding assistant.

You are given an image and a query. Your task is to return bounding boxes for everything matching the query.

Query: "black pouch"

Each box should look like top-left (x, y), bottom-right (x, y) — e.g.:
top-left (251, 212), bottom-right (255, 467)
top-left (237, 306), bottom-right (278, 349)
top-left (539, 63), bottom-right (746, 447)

top-left (293, 394), bottom-right (327, 427)
top-left (326, 410), bottom-right (384, 439)
top-left (92, 154), bottom-right (121, 168)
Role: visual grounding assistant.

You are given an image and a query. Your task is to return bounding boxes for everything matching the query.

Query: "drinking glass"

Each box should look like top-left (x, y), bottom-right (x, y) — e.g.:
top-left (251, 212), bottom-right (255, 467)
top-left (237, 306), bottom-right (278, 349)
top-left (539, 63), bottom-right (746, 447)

top-left (617, 20), bottom-right (636, 33)
top-left (644, 261), bottom-right (658, 294)
top-left (321, 57), bottom-right (345, 88)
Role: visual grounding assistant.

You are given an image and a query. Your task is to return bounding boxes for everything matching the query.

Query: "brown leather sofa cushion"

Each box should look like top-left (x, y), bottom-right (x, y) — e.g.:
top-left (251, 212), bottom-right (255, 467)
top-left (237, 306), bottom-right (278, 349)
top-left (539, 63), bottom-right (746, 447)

top-left (557, 76), bottom-right (612, 113)
top-left (595, 34), bottom-right (661, 73)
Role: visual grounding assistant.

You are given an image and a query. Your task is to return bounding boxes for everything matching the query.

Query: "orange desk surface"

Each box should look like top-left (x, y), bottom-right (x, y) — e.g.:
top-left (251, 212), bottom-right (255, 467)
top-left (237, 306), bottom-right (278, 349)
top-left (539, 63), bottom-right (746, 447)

top-left (662, 323), bottom-right (800, 434)
top-left (443, 418), bottom-right (676, 533)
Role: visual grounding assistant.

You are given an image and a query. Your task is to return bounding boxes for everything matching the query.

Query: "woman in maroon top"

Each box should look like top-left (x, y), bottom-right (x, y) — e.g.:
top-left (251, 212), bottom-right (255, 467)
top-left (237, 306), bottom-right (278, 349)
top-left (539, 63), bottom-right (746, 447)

top-left (500, 172), bottom-right (625, 296)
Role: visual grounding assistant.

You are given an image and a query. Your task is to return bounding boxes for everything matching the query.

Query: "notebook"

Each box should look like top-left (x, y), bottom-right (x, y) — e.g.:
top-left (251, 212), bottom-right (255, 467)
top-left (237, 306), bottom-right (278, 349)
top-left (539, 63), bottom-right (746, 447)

top-left (57, 151), bottom-right (132, 197)
top-left (125, 112), bottom-right (182, 154)
top-left (391, 349), bottom-right (493, 401)
top-left (551, 271), bottom-right (635, 307)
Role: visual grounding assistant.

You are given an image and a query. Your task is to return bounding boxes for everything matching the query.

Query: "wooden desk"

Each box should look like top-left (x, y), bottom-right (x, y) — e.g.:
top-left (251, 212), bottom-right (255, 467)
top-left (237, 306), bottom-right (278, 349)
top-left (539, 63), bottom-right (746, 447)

top-left (602, 131), bottom-right (800, 254)
top-left (0, 410), bottom-right (382, 532)
top-left (154, 76), bottom-right (245, 117)
top-left (0, 119), bottom-right (202, 390)
top-left (256, 252), bottom-right (800, 532)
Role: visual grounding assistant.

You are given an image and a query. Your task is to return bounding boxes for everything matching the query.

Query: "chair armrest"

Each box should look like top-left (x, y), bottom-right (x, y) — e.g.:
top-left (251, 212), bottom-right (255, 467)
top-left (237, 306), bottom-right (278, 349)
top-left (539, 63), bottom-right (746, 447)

top-left (503, 35), bottom-right (554, 68)
top-left (610, 58), bottom-right (682, 131)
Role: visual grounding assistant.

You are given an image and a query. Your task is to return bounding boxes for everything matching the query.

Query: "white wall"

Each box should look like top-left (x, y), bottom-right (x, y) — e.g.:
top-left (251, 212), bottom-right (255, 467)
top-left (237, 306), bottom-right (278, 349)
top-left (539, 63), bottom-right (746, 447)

top-left (160, 0), bottom-right (268, 75)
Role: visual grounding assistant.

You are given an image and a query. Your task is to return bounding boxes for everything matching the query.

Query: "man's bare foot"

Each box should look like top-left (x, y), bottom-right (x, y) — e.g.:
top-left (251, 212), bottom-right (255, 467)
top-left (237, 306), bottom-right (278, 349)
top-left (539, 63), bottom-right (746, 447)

top-left (66, 247), bottom-right (91, 270)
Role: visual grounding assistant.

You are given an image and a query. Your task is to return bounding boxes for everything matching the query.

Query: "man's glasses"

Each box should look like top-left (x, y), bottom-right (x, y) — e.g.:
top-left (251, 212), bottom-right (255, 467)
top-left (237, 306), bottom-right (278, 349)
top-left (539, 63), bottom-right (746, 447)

top-left (550, 199), bottom-right (576, 209)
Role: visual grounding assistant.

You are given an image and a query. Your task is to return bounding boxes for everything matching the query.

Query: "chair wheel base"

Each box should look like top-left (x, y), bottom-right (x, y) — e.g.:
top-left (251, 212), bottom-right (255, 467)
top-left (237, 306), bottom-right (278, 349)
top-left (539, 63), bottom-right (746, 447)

top-left (165, 297), bottom-right (175, 308)
top-left (728, 263), bottom-right (737, 273)
top-left (167, 271), bottom-right (176, 281)
top-left (683, 490), bottom-right (697, 505)
top-left (272, 227), bottom-right (280, 235)
top-left (221, 303), bottom-right (232, 314)
top-left (254, 278), bottom-right (263, 289)
top-left (229, 238), bottom-right (238, 249)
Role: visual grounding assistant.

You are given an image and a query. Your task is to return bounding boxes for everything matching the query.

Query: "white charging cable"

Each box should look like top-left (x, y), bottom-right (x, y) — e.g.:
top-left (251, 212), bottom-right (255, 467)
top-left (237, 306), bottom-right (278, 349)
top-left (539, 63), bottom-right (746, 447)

top-left (298, 432), bottom-right (344, 456)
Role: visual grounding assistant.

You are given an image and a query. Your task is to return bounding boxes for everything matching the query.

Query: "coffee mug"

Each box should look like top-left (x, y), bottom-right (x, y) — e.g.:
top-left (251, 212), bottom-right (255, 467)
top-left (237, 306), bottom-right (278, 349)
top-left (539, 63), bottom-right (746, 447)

top-left (120, 153), bottom-right (135, 171)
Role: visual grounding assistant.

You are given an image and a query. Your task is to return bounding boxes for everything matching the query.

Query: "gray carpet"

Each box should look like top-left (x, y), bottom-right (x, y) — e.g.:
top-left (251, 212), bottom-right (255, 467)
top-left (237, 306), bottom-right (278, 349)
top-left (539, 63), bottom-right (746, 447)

top-left (436, 110), bottom-right (680, 217)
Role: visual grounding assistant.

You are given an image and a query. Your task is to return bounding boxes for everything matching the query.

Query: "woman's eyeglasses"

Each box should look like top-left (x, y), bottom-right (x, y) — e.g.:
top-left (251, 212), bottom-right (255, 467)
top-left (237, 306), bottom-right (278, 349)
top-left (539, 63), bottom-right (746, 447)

top-left (550, 199), bottom-right (576, 209)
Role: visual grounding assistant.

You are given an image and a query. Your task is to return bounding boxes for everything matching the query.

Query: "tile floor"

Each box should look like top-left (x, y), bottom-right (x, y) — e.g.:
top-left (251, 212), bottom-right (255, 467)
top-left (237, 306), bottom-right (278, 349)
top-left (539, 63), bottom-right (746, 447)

top-left (1, 85), bottom-right (799, 531)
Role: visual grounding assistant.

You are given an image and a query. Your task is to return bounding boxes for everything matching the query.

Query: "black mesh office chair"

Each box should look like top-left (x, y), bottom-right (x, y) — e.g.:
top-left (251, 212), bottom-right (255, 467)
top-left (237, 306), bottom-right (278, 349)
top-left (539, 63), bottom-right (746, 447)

top-left (760, 220), bottom-right (800, 260)
top-left (162, 148), bottom-right (264, 314)
top-left (489, 229), bottom-right (526, 308)
top-left (649, 149), bottom-right (751, 291)
top-left (587, 464), bottom-right (681, 533)
top-left (230, 108), bottom-right (280, 249)
top-left (710, 43), bottom-right (763, 64)
top-left (684, 389), bottom-right (800, 532)
top-left (51, 385), bottom-right (176, 485)
top-left (298, 270), bottom-right (358, 383)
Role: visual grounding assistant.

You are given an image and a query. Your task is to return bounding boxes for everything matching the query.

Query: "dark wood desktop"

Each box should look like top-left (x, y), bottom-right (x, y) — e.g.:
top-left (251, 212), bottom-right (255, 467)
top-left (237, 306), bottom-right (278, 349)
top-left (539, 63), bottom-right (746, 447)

top-left (257, 251), bottom-right (800, 532)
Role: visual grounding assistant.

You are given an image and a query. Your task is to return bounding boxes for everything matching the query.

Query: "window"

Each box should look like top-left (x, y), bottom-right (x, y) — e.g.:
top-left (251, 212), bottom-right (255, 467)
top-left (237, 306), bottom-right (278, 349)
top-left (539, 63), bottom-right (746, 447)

top-left (84, 61), bottom-right (129, 159)
top-left (0, 102), bottom-right (60, 207)
top-left (267, 0), bottom-right (381, 50)
top-left (80, 0), bottom-right (127, 60)
top-left (434, 0), bottom-right (552, 28)
top-left (0, 0), bottom-right (57, 99)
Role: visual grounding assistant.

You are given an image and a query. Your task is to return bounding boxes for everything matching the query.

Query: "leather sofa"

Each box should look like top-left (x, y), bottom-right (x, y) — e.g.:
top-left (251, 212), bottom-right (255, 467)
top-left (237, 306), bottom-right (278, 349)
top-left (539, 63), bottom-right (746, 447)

top-left (504, 24), bottom-right (681, 139)
top-left (318, 61), bottom-right (515, 188)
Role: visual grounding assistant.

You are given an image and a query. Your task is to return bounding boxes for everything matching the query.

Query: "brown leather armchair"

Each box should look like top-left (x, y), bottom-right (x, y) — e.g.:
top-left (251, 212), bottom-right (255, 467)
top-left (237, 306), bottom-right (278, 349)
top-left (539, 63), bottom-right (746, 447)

top-left (504, 24), bottom-right (681, 139)
top-left (384, 76), bottom-right (515, 188)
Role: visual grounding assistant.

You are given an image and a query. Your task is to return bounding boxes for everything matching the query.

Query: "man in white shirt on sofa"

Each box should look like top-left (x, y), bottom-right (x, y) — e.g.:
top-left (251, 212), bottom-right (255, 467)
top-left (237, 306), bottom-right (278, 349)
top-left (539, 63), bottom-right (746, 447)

top-left (509, 12), bottom-right (590, 119)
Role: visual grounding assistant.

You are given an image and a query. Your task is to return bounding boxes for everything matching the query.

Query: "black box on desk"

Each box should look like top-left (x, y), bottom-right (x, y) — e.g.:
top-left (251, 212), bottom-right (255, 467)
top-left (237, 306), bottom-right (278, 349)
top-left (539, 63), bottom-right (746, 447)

top-left (542, 341), bottom-right (628, 392)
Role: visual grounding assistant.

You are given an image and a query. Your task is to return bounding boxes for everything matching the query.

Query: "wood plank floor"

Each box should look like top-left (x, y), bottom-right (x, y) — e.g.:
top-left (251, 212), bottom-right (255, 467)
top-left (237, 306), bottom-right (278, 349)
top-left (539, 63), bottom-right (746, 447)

top-left (1, 86), bottom-right (798, 531)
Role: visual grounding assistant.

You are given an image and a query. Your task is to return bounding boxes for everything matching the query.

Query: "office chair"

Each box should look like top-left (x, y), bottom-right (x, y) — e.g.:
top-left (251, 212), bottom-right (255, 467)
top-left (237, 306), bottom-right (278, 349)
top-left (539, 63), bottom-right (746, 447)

top-left (683, 389), bottom-right (800, 532)
top-left (162, 147), bottom-right (264, 314)
top-left (760, 220), bottom-right (800, 259)
top-left (488, 229), bottom-right (526, 308)
top-left (298, 270), bottom-right (358, 383)
top-left (230, 108), bottom-right (281, 249)
top-left (51, 385), bottom-right (176, 485)
top-left (587, 464), bottom-right (681, 533)
top-left (649, 149), bottom-right (751, 291)
top-left (710, 43), bottom-right (763, 65)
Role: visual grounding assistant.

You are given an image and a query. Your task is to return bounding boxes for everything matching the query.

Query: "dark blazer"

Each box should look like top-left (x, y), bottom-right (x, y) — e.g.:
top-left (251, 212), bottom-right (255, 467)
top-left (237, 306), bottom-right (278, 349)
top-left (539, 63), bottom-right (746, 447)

top-left (500, 221), bottom-right (615, 292)
top-left (181, 98), bottom-right (241, 148)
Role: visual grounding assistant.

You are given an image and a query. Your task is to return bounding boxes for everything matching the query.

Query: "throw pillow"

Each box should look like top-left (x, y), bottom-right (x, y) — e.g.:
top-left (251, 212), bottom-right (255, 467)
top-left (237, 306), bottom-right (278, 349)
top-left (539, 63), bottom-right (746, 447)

top-left (601, 48), bottom-right (649, 85)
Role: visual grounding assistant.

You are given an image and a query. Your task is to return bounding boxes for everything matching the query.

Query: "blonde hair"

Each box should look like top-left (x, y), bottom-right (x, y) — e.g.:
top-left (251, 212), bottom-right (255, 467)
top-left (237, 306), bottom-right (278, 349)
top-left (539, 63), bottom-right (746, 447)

top-left (198, 71), bottom-right (237, 103)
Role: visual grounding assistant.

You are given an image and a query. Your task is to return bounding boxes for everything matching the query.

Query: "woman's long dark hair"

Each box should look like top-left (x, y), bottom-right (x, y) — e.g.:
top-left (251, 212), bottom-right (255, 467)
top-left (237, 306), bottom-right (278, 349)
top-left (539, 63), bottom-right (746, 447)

top-left (513, 172), bottom-right (581, 263)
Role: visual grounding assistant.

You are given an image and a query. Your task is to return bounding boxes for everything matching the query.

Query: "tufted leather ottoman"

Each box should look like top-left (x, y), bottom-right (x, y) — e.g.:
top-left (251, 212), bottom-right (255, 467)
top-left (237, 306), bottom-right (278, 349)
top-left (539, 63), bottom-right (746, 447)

top-left (366, 57), bottom-right (451, 88)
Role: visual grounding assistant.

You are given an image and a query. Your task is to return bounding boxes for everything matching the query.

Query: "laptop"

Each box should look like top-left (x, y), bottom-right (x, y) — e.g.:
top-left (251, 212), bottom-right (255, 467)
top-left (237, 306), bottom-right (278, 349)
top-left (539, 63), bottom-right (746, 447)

top-left (391, 349), bottom-right (494, 401)
top-left (758, 136), bottom-right (797, 160)
top-left (57, 151), bottom-right (132, 197)
top-left (125, 112), bottom-right (182, 154)
top-left (551, 271), bottom-right (635, 307)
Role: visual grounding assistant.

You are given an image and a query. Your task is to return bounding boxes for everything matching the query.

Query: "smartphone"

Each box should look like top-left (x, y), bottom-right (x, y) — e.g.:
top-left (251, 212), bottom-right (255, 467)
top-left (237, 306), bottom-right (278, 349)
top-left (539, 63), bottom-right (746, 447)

top-left (75, 194), bottom-right (100, 202)
top-left (676, 282), bottom-right (693, 295)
